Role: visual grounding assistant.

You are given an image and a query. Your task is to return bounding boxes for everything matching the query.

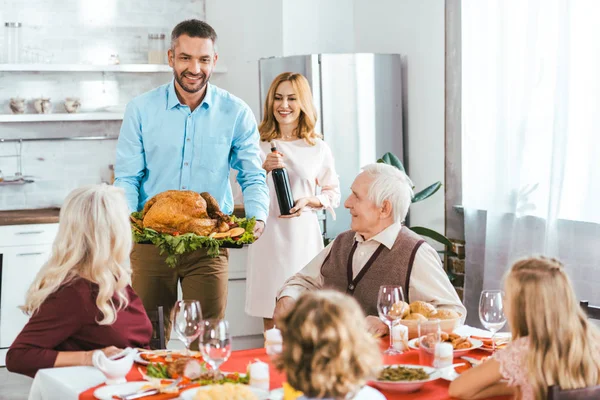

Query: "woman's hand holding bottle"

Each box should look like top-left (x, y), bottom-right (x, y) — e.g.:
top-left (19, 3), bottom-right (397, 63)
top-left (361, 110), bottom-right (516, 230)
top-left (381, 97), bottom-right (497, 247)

top-left (263, 151), bottom-right (285, 173)
top-left (279, 197), bottom-right (322, 218)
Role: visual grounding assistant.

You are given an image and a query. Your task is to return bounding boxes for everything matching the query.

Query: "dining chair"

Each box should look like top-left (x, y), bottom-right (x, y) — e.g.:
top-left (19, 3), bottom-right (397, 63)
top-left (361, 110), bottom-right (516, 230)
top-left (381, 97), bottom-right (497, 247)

top-left (146, 305), bottom-right (166, 349)
top-left (548, 385), bottom-right (600, 399)
top-left (579, 301), bottom-right (600, 320)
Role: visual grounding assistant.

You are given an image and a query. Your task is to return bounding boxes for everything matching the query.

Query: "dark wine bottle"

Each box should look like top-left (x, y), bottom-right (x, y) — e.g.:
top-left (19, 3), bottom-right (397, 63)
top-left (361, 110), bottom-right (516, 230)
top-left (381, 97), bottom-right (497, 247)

top-left (270, 141), bottom-right (295, 215)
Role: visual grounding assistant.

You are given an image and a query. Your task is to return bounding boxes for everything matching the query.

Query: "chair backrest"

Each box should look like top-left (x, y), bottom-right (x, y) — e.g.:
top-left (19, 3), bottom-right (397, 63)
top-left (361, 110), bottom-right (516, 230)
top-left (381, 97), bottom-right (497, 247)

top-left (580, 301), bottom-right (600, 320)
top-left (548, 385), bottom-right (600, 400)
top-left (146, 305), bottom-right (166, 350)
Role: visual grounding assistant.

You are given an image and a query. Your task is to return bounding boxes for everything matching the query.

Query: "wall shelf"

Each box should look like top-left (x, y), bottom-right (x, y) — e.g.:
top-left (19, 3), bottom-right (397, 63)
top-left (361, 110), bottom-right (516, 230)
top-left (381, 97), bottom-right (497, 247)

top-left (0, 63), bottom-right (227, 73)
top-left (0, 113), bottom-right (123, 122)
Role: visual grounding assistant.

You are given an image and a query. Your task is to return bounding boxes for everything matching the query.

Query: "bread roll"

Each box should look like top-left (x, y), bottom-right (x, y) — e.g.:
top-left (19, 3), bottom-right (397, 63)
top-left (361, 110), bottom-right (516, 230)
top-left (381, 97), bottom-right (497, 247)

top-left (433, 309), bottom-right (460, 320)
top-left (390, 301), bottom-right (410, 318)
top-left (404, 312), bottom-right (427, 321)
top-left (409, 301), bottom-right (436, 317)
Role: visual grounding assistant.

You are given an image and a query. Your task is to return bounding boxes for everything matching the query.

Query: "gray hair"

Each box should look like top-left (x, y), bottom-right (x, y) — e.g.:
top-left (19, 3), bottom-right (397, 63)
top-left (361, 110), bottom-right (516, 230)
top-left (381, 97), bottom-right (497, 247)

top-left (361, 163), bottom-right (414, 223)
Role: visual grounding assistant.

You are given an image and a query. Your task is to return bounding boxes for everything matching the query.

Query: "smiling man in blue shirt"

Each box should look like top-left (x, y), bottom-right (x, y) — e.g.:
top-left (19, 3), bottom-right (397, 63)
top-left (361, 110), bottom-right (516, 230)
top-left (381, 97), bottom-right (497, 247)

top-left (114, 20), bottom-right (269, 345)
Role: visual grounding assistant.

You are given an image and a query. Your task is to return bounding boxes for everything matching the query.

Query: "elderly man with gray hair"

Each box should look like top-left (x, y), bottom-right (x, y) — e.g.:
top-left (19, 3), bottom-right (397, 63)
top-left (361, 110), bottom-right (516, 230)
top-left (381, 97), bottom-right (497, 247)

top-left (273, 163), bottom-right (465, 335)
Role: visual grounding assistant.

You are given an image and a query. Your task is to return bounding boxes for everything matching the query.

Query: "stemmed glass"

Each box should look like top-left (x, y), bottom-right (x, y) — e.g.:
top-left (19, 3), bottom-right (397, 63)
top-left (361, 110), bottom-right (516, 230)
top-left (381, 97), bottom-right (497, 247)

top-left (171, 300), bottom-right (203, 355)
top-left (200, 319), bottom-right (232, 378)
top-left (479, 290), bottom-right (507, 352)
top-left (377, 285), bottom-right (405, 355)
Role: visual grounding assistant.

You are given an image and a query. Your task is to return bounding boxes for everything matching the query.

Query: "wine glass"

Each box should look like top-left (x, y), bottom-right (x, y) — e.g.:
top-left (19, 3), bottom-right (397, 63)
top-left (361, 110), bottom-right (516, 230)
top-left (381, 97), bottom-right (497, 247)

top-left (171, 300), bottom-right (203, 355)
top-left (479, 290), bottom-right (507, 352)
top-left (377, 285), bottom-right (405, 355)
top-left (200, 319), bottom-right (232, 378)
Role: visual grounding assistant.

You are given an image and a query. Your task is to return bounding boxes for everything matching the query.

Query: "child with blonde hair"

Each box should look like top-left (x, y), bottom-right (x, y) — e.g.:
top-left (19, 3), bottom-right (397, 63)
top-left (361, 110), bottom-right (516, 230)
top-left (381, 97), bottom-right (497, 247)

top-left (275, 290), bottom-right (385, 400)
top-left (449, 256), bottom-right (600, 399)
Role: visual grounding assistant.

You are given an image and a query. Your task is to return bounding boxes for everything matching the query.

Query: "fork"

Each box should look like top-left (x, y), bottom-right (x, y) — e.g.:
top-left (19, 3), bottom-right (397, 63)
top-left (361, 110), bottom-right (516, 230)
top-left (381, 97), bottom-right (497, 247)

top-left (117, 377), bottom-right (182, 400)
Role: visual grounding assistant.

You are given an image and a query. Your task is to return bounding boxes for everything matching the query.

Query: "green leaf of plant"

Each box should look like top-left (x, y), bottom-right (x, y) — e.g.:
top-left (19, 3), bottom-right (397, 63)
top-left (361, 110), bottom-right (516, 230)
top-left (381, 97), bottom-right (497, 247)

top-left (446, 270), bottom-right (457, 284)
top-left (409, 226), bottom-right (454, 248)
top-left (412, 182), bottom-right (442, 203)
top-left (378, 152), bottom-right (405, 173)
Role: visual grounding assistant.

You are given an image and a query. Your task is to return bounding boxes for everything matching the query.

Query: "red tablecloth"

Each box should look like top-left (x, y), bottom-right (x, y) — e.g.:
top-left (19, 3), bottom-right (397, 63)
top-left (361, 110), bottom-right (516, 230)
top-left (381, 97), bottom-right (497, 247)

top-left (79, 347), bottom-right (512, 400)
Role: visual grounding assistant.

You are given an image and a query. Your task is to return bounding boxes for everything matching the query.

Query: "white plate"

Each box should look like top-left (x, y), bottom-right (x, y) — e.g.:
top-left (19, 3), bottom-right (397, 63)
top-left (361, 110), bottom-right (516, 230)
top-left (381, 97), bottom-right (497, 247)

top-left (93, 381), bottom-right (148, 400)
top-left (133, 350), bottom-right (150, 365)
top-left (407, 337), bottom-right (483, 357)
top-left (179, 385), bottom-right (269, 400)
top-left (371, 364), bottom-right (440, 393)
top-left (139, 366), bottom-right (246, 384)
top-left (134, 349), bottom-right (203, 365)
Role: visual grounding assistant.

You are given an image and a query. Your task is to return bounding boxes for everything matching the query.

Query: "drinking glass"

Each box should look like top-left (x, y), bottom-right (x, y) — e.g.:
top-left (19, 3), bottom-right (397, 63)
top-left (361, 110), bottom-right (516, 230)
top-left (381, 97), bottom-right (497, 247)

top-left (200, 319), bottom-right (232, 377)
top-left (479, 290), bottom-right (507, 352)
top-left (171, 300), bottom-right (203, 355)
top-left (417, 319), bottom-right (441, 366)
top-left (377, 285), bottom-right (405, 355)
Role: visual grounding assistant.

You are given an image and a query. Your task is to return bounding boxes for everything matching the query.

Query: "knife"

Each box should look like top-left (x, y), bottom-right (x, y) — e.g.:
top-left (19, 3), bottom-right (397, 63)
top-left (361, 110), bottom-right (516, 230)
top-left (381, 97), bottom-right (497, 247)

top-left (117, 377), bottom-right (183, 400)
top-left (117, 388), bottom-right (159, 400)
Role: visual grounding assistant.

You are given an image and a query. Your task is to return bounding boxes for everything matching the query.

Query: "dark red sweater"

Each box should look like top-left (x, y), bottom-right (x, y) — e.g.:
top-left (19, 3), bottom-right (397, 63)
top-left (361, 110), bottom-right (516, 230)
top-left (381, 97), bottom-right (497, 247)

top-left (6, 278), bottom-right (152, 377)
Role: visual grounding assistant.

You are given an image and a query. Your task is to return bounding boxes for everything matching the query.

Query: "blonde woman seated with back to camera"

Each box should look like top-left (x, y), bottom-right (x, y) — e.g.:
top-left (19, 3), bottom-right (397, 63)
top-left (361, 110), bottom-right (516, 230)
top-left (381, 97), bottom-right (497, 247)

top-left (449, 256), bottom-right (600, 400)
top-left (6, 185), bottom-right (152, 378)
top-left (275, 290), bottom-right (385, 400)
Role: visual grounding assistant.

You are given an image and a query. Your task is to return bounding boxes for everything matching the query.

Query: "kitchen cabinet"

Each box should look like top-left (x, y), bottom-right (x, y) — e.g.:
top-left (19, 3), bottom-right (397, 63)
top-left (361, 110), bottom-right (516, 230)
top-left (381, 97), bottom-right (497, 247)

top-left (0, 223), bottom-right (58, 366)
top-left (225, 248), bottom-right (264, 349)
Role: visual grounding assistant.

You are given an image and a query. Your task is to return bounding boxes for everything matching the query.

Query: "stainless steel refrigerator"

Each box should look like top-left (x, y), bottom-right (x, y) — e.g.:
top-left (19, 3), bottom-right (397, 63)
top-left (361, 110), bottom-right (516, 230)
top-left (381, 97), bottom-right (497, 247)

top-left (258, 53), bottom-right (406, 240)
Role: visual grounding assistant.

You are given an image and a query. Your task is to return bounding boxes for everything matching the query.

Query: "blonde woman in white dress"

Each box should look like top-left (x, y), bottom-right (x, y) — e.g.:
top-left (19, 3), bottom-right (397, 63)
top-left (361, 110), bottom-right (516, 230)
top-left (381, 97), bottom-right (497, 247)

top-left (246, 72), bottom-right (340, 330)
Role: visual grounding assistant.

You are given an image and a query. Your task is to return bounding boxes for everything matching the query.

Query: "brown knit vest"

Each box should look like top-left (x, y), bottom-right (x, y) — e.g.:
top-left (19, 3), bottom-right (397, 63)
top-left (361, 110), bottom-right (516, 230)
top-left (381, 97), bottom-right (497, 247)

top-left (320, 226), bottom-right (425, 316)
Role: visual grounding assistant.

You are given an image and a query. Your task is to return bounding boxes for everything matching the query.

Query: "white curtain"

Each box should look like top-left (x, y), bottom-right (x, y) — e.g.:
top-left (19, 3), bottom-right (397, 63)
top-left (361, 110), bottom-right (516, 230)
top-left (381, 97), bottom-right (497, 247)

top-left (461, 0), bottom-right (600, 326)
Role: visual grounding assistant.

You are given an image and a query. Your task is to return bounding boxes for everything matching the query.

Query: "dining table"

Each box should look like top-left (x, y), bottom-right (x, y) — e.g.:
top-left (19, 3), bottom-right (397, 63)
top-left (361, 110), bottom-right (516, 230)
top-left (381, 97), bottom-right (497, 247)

top-left (27, 325), bottom-right (513, 400)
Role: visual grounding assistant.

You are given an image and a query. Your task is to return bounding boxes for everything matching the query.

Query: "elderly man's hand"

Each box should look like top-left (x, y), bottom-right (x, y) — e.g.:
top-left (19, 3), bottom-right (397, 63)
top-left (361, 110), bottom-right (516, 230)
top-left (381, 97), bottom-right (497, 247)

top-left (366, 316), bottom-right (389, 338)
top-left (273, 296), bottom-right (296, 323)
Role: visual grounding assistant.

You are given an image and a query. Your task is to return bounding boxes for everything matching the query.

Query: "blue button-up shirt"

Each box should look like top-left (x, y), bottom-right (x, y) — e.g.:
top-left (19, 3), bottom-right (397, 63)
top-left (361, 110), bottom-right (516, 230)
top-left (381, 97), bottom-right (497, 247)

top-left (114, 81), bottom-right (269, 222)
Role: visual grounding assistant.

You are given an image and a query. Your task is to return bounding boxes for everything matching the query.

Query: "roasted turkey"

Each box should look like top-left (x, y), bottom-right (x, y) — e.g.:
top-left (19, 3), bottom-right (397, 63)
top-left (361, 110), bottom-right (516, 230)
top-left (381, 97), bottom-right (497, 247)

top-left (140, 190), bottom-right (230, 236)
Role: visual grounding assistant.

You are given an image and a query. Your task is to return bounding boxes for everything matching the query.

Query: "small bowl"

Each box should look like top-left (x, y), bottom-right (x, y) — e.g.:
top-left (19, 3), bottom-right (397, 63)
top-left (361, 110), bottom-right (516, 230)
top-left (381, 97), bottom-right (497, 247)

top-left (33, 98), bottom-right (52, 114)
top-left (64, 97), bottom-right (81, 113)
top-left (371, 364), bottom-right (441, 393)
top-left (9, 98), bottom-right (26, 114)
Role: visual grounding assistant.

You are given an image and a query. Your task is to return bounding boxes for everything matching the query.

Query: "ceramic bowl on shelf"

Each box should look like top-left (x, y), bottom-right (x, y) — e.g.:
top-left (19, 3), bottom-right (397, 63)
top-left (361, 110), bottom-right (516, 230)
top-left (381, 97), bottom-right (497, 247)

top-left (33, 98), bottom-right (52, 114)
top-left (9, 97), bottom-right (26, 114)
top-left (64, 98), bottom-right (81, 113)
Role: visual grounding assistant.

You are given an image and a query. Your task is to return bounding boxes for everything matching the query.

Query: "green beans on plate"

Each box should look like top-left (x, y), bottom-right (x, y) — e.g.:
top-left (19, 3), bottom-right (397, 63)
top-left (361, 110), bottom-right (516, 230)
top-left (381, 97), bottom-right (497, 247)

top-left (378, 366), bottom-right (429, 382)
